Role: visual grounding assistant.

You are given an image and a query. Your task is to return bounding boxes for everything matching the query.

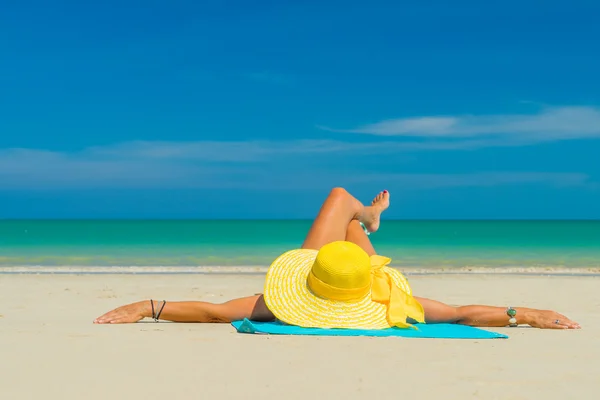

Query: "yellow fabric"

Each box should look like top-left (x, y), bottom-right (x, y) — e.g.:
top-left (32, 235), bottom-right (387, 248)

top-left (369, 255), bottom-right (425, 329)
top-left (307, 269), bottom-right (371, 301)
top-left (262, 241), bottom-right (424, 330)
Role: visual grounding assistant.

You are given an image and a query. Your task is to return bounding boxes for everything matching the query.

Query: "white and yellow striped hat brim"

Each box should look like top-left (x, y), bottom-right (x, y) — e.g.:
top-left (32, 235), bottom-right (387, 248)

top-left (263, 248), bottom-right (415, 329)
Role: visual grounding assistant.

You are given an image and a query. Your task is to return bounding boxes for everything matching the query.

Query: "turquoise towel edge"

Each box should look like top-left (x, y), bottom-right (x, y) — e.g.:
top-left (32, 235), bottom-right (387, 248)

top-left (232, 319), bottom-right (508, 339)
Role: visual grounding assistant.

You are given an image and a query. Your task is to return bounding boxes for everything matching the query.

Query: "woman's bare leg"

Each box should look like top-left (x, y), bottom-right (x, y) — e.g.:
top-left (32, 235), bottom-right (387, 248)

top-left (345, 220), bottom-right (377, 256)
top-left (343, 191), bottom-right (389, 256)
top-left (301, 187), bottom-right (389, 250)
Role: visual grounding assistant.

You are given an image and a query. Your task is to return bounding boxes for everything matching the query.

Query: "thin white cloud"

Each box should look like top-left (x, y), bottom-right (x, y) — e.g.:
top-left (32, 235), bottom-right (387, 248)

top-left (0, 148), bottom-right (219, 189)
top-left (319, 106), bottom-right (600, 144)
top-left (84, 139), bottom-right (373, 162)
top-left (0, 143), bottom-right (593, 190)
top-left (346, 172), bottom-right (591, 189)
top-left (80, 138), bottom-right (538, 161)
top-left (228, 171), bottom-right (592, 191)
top-left (0, 142), bottom-right (351, 189)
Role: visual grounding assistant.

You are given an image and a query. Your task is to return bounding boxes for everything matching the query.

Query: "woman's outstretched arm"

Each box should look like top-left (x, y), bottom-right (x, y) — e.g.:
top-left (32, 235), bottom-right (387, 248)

top-left (94, 294), bottom-right (275, 324)
top-left (95, 294), bottom-right (580, 329)
top-left (415, 297), bottom-right (580, 329)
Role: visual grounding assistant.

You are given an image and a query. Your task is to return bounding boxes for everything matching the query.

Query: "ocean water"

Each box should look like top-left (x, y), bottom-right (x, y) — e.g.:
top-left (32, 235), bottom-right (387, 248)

top-left (0, 220), bottom-right (599, 271)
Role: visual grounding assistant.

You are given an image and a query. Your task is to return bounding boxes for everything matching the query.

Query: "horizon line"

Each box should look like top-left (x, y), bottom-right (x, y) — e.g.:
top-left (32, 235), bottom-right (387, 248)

top-left (1, 218), bottom-right (599, 222)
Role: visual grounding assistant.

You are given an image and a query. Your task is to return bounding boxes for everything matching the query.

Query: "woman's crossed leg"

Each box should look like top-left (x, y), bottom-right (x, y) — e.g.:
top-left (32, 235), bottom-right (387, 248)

top-left (94, 188), bottom-right (389, 324)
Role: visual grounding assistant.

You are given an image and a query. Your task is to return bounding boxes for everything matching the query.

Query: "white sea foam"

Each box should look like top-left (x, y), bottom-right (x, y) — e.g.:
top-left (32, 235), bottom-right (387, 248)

top-left (1, 265), bottom-right (599, 275)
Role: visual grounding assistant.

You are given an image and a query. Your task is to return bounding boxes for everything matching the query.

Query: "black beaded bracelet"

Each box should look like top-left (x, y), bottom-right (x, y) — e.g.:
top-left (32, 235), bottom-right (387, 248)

top-left (155, 300), bottom-right (166, 322)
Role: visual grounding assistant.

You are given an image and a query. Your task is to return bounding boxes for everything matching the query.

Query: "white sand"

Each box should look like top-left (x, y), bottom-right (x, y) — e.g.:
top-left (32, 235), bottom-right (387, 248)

top-left (1, 273), bottom-right (599, 400)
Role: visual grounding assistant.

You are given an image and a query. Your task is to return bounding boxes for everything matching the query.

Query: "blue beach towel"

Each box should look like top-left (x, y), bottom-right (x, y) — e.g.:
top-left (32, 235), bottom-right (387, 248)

top-left (232, 319), bottom-right (508, 339)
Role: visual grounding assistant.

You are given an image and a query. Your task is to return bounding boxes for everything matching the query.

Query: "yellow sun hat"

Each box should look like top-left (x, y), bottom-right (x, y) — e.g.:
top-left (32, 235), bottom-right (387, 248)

top-left (263, 241), bottom-right (425, 329)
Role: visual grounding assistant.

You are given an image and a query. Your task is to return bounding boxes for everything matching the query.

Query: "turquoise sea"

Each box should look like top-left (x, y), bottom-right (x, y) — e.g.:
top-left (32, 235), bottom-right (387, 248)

top-left (1, 220), bottom-right (599, 272)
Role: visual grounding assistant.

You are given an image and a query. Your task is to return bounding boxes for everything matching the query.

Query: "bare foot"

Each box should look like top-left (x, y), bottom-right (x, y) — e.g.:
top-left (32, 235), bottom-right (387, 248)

top-left (360, 190), bottom-right (390, 233)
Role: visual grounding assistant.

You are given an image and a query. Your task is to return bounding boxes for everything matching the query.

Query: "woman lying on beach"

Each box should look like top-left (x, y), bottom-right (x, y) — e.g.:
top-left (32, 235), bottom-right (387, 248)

top-left (94, 188), bottom-right (580, 330)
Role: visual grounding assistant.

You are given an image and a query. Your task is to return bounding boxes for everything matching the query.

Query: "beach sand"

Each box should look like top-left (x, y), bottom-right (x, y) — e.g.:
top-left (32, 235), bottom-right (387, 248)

top-left (1, 273), bottom-right (599, 400)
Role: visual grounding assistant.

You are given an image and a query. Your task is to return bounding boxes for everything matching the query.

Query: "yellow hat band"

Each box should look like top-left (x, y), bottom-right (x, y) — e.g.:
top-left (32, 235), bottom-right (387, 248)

top-left (369, 255), bottom-right (426, 329)
top-left (307, 269), bottom-right (371, 302)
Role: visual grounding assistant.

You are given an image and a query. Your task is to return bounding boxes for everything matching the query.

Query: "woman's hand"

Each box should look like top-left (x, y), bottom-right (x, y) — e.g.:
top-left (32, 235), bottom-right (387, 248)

top-left (94, 301), bottom-right (151, 324)
top-left (523, 309), bottom-right (581, 329)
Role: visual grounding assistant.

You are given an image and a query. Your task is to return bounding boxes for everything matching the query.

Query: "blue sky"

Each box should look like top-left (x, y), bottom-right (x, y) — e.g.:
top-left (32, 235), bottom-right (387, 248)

top-left (1, 0), bottom-right (599, 219)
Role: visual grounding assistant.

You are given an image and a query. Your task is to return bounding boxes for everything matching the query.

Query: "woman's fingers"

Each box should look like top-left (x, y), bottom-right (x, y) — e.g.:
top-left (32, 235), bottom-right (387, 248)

top-left (553, 312), bottom-right (581, 329)
top-left (94, 306), bottom-right (129, 324)
top-left (93, 312), bottom-right (116, 324)
top-left (547, 313), bottom-right (580, 329)
top-left (108, 316), bottom-right (129, 324)
top-left (96, 313), bottom-right (130, 324)
top-left (94, 302), bottom-right (147, 324)
top-left (94, 312), bottom-right (120, 324)
top-left (528, 310), bottom-right (581, 329)
top-left (561, 320), bottom-right (580, 329)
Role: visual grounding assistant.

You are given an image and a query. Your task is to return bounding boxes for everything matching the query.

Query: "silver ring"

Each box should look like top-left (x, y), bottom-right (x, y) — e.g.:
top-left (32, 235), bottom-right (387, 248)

top-left (554, 319), bottom-right (560, 324)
